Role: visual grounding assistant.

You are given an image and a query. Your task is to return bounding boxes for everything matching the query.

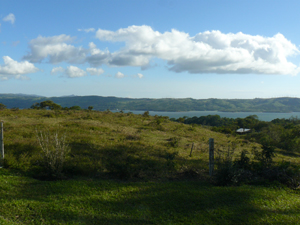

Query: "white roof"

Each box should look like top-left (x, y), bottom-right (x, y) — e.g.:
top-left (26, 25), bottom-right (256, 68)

top-left (236, 128), bottom-right (251, 133)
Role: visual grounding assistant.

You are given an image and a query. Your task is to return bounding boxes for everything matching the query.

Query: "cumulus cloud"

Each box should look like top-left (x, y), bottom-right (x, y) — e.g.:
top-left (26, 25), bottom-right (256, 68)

top-left (51, 66), bottom-right (87, 78)
top-left (0, 56), bottom-right (38, 80)
top-left (115, 71), bottom-right (125, 78)
top-left (66, 66), bottom-right (87, 78)
top-left (23, 35), bottom-right (87, 64)
top-left (86, 67), bottom-right (104, 75)
top-left (51, 66), bottom-right (65, 74)
top-left (78, 28), bottom-right (95, 33)
top-left (93, 26), bottom-right (300, 75)
top-left (3, 13), bottom-right (15, 24)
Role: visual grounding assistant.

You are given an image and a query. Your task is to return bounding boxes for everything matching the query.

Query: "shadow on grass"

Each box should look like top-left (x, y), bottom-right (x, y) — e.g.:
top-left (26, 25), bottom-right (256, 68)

top-left (277, 149), bottom-right (300, 158)
top-left (66, 142), bottom-right (184, 180)
top-left (2, 176), bottom-right (300, 225)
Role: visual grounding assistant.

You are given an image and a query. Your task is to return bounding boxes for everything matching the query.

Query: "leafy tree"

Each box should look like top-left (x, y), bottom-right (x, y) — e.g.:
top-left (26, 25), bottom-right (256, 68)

top-left (143, 111), bottom-right (150, 117)
top-left (88, 106), bottom-right (93, 111)
top-left (69, 106), bottom-right (81, 110)
top-left (30, 101), bottom-right (62, 110)
top-left (30, 102), bottom-right (40, 109)
top-left (0, 103), bottom-right (7, 110)
top-left (177, 117), bottom-right (185, 123)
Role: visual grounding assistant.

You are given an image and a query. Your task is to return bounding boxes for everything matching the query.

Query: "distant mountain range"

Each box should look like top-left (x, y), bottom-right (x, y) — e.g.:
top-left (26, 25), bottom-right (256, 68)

top-left (0, 93), bottom-right (300, 112)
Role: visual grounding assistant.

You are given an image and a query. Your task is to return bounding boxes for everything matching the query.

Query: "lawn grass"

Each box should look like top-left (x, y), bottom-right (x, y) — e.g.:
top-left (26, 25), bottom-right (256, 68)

top-left (1, 168), bottom-right (300, 225)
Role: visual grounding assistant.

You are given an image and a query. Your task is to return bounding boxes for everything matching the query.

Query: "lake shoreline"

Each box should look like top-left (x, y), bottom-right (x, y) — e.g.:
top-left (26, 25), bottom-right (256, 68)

top-left (112, 110), bottom-right (300, 122)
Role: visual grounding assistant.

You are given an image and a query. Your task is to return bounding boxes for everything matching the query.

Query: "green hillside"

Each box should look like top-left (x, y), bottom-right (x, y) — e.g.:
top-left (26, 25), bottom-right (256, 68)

top-left (1, 94), bottom-right (300, 112)
top-left (0, 109), bottom-right (300, 224)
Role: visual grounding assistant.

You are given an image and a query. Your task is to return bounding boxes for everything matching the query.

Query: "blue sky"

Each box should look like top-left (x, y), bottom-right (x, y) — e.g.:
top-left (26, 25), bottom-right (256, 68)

top-left (1, 0), bottom-right (300, 99)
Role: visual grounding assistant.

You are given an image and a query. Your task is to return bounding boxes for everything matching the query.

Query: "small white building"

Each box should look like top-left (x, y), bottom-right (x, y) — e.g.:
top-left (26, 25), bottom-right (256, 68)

top-left (236, 128), bottom-right (251, 134)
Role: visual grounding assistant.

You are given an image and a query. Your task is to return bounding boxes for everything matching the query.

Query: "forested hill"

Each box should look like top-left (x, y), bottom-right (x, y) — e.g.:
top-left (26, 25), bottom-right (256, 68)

top-left (1, 94), bottom-right (300, 112)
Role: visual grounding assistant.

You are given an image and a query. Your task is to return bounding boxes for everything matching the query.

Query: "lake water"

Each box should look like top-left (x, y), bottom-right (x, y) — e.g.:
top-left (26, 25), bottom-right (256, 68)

top-left (111, 110), bottom-right (300, 122)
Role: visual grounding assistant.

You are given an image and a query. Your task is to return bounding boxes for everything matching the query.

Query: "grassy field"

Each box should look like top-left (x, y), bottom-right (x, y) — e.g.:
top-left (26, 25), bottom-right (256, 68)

top-left (1, 169), bottom-right (300, 224)
top-left (0, 109), bottom-right (300, 224)
top-left (0, 109), bottom-right (263, 178)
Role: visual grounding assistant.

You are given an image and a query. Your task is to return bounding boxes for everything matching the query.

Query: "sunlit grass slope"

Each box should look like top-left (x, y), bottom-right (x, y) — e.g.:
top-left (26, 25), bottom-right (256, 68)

top-left (0, 109), bottom-right (263, 178)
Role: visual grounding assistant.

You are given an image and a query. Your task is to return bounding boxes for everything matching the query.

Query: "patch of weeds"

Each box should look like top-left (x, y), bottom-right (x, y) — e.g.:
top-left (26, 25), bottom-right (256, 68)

top-left (214, 144), bottom-right (300, 188)
top-left (161, 150), bottom-right (179, 172)
top-left (166, 137), bottom-right (180, 148)
top-left (126, 134), bottom-right (141, 141)
top-left (35, 129), bottom-right (70, 180)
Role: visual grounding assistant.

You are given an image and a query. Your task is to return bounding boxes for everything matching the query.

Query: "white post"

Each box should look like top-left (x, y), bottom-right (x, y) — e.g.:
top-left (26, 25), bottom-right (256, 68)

top-left (209, 138), bottom-right (214, 176)
top-left (0, 121), bottom-right (3, 167)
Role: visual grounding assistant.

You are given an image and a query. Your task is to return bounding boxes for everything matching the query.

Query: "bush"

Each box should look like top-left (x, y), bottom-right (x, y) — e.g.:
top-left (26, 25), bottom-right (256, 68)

top-left (35, 129), bottom-right (69, 179)
top-left (167, 137), bottom-right (180, 148)
top-left (215, 145), bottom-right (300, 188)
top-left (0, 103), bottom-right (6, 110)
top-left (143, 111), bottom-right (150, 117)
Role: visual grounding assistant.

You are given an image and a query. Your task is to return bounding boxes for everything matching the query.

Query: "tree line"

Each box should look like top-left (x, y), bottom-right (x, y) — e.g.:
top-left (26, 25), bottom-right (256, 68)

top-left (30, 100), bottom-right (93, 111)
top-left (0, 101), bottom-right (94, 111)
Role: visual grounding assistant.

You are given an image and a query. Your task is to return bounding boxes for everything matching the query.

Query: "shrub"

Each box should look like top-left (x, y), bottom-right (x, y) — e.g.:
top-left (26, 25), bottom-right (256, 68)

top-left (35, 129), bottom-right (69, 179)
top-left (167, 137), bottom-right (180, 148)
top-left (215, 144), bottom-right (300, 188)
top-left (0, 103), bottom-right (6, 110)
top-left (143, 111), bottom-right (150, 117)
top-left (252, 145), bottom-right (276, 169)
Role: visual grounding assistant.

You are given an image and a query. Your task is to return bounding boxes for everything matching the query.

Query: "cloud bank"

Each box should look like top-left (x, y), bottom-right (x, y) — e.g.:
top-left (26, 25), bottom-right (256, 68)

top-left (0, 56), bottom-right (38, 80)
top-left (25, 26), bottom-right (300, 75)
top-left (94, 26), bottom-right (299, 75)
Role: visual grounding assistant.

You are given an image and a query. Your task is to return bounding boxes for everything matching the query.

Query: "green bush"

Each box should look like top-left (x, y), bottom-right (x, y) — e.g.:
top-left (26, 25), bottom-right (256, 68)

top-left (215, 145), bottom-right (300, 187)
top-left (35, 130), bottom-right (69, 179)
top-left (167, 137), bottom-right (180, 148)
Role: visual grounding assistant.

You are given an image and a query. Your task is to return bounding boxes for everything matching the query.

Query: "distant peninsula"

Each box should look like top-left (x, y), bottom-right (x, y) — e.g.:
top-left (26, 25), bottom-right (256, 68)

top-left (0, 94), bottom-right (300, 113)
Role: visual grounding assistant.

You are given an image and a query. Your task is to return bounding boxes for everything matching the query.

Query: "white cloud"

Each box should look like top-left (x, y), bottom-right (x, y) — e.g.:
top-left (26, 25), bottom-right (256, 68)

top-left (86, 67), bottom-right (104, 75)
top-left (51, 66), bottom-right (65, 74)
top-left (0, 56), bottom-right (38, 80)
top-left (93, 26), bottom-right (300, 75)
top-left (65, 66), bottom-right (87, 78)
top-left (23, 35), bottom-right (87, 64)
top-left (115, 71), bottom-right (125, 78)
top-left (78, 28), bottom-right (95, 33)
top-left (132, 73), bottom-right (144, 78)
top-left (3, 13), bottom-right (15, 24)
top-left (51, 66), bottom-right (87, 78)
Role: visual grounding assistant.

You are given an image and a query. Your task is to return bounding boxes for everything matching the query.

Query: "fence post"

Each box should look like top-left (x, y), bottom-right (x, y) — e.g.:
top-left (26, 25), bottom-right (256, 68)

top-left (0, 121), bottom-right (4, 167)
top-left (189, 143), bottom-right (194, 157)
top-left (209, 138), bottom-right (214, 176)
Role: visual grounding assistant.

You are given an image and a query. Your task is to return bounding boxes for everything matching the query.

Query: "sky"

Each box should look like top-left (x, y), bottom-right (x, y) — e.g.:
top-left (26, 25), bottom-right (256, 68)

top-left (1, 0), bottom-right (300, 99)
